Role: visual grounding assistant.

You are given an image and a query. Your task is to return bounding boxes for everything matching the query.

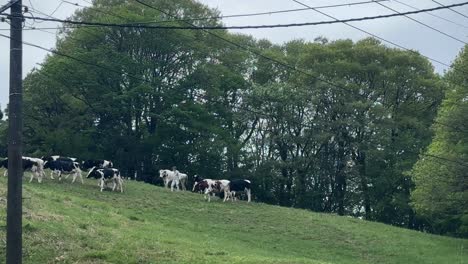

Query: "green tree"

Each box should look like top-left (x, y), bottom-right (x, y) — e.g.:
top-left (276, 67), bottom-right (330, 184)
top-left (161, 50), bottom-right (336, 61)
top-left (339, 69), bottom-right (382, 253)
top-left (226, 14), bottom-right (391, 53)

top-left (411, 46), bottom-right (468, 237)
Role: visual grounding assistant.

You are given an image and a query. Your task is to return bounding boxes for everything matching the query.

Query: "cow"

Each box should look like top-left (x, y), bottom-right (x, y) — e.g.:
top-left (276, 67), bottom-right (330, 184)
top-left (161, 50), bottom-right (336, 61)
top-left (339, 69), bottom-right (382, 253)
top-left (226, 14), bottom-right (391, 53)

top-left (81, 159), bottom-right (113, 170)
top-left (159, 169), bottom-right (187, 191)
top-left (23, 156), bottom-right (47, 182)
top-left (204, 179), bottom-right (230, 202)
top-left (87, 167), bottom-right (123, 192)
top-left (42, 156), bottom-right (79, 179)
top-left (224, 179), bottom-right (252, 202)
top-left (192, 178), bottom-right (223, 202)
top-left (43, 159), bottom-right (83, 184)
top-left (1, 157), bottom-right (44, 182)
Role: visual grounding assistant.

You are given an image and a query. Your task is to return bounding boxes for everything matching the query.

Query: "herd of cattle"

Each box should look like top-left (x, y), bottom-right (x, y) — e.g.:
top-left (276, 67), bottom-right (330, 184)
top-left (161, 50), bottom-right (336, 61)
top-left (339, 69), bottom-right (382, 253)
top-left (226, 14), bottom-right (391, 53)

top-left (159, 169), bottom-right (252, 202)
top-left (0, 156), bottom-right (252, 202)
top-left (0, 156), bottom-right (122, 192)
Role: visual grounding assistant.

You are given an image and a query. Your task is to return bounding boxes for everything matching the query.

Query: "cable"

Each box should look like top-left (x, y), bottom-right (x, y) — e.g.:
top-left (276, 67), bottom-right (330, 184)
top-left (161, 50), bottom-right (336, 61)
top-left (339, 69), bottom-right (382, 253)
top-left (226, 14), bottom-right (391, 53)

top-left (1, 1), bottom-right (468, 30)
top-left (290, 0), bottom-right (455, 71)
top-left (60, 0), bottom-right (127, 20)
top-left (374, 1), bottom-right (467, 45)
top-left (61, 0), bottom-right (391, 24)
top-left (432, 0), bottom-right (468, 20)
top-left (392, 0), bottom-right (468, 29)
top-left (49, 1), bottom-right (65, 17)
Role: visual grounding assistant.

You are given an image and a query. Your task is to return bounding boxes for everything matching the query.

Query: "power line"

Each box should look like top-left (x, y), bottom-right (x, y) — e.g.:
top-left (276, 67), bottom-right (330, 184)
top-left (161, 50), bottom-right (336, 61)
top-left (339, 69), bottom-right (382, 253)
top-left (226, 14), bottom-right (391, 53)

top-left (374, 1), bottom-right (467, 45)
top-left (60, 0), bottom-right (127, 20)
top-left (432, 0), bottom-right (468, 20)
top-left (290, 0), bottom-right (455, 70)
top-left (1, 1), bottom-right (468, 30)
top-left (392, 0), bottom-right (468, 29)
top-left (61, 0), bottom-right (391, 24)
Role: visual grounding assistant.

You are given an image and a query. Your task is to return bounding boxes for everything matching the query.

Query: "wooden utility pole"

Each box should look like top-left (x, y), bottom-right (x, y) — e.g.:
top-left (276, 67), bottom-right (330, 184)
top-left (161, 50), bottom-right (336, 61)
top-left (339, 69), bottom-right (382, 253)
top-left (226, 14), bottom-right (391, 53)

top-left (2, 0), bottom-right (23, 263)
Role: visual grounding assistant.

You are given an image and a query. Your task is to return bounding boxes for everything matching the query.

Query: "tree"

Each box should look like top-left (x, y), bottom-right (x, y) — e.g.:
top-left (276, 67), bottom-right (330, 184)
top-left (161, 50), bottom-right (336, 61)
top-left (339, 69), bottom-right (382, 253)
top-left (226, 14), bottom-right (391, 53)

top-left (411, 46), bottom-right (468, 237)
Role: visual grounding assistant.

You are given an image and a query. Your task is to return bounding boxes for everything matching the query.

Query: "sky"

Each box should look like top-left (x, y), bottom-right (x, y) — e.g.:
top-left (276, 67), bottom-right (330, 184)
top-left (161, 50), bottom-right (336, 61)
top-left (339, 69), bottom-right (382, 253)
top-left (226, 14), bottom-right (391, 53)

top-left (1, 0), bottom-right (468, 110)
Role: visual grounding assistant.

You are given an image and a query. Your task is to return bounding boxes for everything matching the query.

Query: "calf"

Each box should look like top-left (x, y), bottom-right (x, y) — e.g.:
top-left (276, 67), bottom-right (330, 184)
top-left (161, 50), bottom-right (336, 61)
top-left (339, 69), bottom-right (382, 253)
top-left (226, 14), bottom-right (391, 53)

top-left (43, 159), bottom-right (83, 184)
top-left (224, 179), bottom-right (252, 202)
top-left (159, 169), bottom-right (187, 191)
top-left (87, 167), bottom-right (123, 192)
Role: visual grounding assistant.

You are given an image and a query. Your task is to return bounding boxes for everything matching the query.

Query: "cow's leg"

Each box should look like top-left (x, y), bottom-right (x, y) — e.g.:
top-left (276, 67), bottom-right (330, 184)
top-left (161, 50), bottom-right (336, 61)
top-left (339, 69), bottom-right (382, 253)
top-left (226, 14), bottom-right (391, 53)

top-left (192, 182), bottom-right (198, 192)
top-left (223, 188), bottom-right (229, 202)
top-left (29, 171), bottom-right (34, 183)
top-left (37, 172), bottom-right (43, 183)
top-left (246, 188), bottom-right (251, 202)
top-left (4, 170), bottom-right (8, 177)
top-left (119, 177), bottom-right (124, 193)
top-left (175, 180), bottom-right (180, 191)
top-left (171, 179), bottom-right (180, 192)
top-left (100, 179), bottom-right (105, 192)
top-left (79, 172), bottom-right (84, 184)
top-left (71, 172), bottom-right (76, 183)
top-left (111, 179), bottom-right (117, 191)
top-left (49, 170), bottom-right (55, 180)
top-left (58, 170), bottom-right (62, 181)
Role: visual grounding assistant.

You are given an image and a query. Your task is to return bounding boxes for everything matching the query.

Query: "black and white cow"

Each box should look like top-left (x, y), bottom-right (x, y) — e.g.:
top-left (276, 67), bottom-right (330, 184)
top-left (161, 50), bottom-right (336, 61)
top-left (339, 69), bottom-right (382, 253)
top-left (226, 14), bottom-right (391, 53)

top-left (1, 157), bottom-right (43, 182)
top-left (87, 167), bottom-right (123, 192)
top-left (42, 156), bottom-right (80, 179)
top-left (224, 179), bottom-right (252, 202)
top-left (81, 159), bottom-right (113, 170)
top-left (23, 156), bottom-right (47, 182)
top-left (43, 159), bottom-right (83, 184)
top-left (205, 179), bottom-right (230, 202)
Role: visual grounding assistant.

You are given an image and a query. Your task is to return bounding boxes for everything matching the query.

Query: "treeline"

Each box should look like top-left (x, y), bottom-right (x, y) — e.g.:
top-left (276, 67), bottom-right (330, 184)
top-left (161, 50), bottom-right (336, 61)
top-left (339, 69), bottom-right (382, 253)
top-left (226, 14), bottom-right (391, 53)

top-left (1, 0), bottom-right (466, 237)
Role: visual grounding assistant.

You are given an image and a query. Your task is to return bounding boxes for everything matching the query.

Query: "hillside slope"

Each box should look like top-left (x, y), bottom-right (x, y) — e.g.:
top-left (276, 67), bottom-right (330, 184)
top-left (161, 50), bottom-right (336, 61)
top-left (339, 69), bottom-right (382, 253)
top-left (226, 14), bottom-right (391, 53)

top-left (0, 176), bottom-right (466, 264)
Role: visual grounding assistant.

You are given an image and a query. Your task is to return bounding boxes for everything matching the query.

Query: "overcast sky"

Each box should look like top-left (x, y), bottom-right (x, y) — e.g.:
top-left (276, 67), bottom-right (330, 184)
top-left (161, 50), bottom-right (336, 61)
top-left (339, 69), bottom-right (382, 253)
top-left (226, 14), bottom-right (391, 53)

top-left (1, 0), bottom-right (467, 109)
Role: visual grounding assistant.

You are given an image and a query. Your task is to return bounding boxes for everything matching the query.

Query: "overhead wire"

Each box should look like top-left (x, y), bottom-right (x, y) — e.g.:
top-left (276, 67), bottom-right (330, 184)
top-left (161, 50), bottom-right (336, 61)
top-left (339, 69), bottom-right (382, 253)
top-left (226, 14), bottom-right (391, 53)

top-left (60, 0), bottom-right (391, 24)
top-left (0, 1), bottom-right (467, 30)
top-left (374, 1), bottom-right (467, 45)
top-left (392, 0), bottom-right (468, 29)
top-left (432, 0), bottom-right (468, 20)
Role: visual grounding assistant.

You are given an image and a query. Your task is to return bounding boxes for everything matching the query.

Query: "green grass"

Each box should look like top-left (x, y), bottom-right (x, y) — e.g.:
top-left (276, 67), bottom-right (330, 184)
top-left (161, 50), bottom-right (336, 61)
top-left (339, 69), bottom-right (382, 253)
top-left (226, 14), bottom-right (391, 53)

top-left (0, 173), bottom-right (466, 264)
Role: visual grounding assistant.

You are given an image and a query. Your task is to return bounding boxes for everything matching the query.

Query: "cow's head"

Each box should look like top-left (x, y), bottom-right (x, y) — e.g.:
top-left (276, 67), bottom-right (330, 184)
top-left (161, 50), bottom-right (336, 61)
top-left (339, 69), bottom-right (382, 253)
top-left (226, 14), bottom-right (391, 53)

top-left (159, 170), bottom-right (168, 178)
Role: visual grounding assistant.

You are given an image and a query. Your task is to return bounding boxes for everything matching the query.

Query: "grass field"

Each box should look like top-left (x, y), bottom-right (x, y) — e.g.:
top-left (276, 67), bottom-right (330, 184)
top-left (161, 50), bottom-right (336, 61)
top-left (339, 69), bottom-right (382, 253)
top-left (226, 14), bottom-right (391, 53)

top-left (0, 174), bottom-right (466, 264)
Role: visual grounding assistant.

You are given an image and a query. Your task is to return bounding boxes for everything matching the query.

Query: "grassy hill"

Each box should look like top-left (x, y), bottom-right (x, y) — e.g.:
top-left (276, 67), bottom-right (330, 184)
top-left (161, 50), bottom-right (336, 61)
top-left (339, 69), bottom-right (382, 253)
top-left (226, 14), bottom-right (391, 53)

top-left (0, 175), bottom-right (466, 264)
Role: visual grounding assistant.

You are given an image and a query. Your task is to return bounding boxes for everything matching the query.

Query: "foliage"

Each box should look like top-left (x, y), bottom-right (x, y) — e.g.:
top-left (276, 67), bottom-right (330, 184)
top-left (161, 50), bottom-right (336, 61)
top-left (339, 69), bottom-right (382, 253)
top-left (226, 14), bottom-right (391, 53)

top-left (411, 47), bottom-right (468, 237)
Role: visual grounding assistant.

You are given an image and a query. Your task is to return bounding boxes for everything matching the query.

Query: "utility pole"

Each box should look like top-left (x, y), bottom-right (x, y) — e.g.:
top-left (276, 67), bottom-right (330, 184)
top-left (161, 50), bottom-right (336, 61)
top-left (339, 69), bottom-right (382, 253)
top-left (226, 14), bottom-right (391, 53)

top-left (2, 0), bottom-right (23, 263)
